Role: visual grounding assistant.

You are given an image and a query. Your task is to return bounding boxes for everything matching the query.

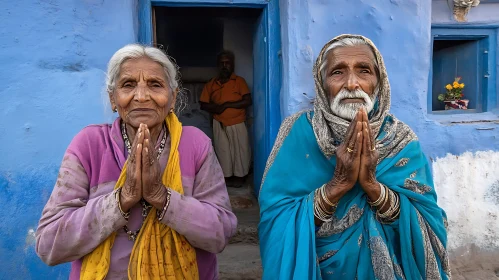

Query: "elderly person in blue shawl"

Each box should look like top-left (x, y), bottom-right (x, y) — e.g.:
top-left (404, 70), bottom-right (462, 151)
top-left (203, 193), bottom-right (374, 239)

top-left (258, 34), bottom-right (450, 280)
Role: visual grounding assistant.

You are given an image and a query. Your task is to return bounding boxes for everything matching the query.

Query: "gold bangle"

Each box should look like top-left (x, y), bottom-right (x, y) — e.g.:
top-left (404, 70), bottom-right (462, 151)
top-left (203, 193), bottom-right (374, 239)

top-left (318, 198), bottom-right (334, 215)
top-left (315, 189), bottom-right (332, 214)
top-left (378, 191), bottom-right (394, 218)
top-left (368, 183), bottom-right (386, 207)
top-left (314, 189), bottom-right (333, 222)
top-left (314, 202), bottom-right (333, 222)
top-left (378, 191), bottom-right (400, 219)
top-left (378, 186), bottom-right (390, 210)
top-left (320, 184), bottom-right (338, 208)
top-left (386, 206), bottom-right (401, 222)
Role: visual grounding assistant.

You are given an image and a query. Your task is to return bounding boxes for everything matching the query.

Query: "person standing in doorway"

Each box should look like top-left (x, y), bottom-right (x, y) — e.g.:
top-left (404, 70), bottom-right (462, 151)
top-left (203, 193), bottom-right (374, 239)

top-left (200, 50), bottom-right (252, 187)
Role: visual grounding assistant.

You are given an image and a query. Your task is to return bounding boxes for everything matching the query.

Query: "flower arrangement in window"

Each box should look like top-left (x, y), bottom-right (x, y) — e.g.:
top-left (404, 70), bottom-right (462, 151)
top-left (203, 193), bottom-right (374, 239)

top-left (437, 77), bottom-right (469, 110)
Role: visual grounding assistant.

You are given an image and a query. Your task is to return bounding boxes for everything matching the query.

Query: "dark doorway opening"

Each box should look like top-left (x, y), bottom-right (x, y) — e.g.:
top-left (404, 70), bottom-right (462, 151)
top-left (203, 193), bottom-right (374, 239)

top-left (154, 7), bottom-right (260, 189)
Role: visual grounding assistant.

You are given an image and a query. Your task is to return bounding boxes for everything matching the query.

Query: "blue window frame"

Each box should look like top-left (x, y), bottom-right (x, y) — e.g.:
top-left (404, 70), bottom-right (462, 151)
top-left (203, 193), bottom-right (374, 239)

top-left (429, 27), bottom-right (497, 114)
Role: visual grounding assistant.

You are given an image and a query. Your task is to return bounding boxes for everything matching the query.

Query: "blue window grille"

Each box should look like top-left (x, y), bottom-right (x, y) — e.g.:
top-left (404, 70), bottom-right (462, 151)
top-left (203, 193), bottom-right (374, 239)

top-left (429, 28), bottom-right (497, 114)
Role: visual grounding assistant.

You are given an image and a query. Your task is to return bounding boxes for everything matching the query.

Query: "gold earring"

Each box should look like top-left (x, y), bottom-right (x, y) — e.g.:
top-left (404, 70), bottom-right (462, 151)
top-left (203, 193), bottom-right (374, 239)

top-left (113, 107), bottom-right (117, 113)
top-left (170, 108), bottom-right (174, 113)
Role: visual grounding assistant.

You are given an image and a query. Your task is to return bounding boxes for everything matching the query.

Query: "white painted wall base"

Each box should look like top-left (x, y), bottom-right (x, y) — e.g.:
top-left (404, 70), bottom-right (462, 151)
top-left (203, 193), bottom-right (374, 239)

top-left (433, 151), bottom-right (499, 251)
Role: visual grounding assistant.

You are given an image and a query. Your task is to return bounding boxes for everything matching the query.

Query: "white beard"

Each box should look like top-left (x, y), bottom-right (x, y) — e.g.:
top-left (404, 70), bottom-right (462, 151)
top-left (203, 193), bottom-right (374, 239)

top-left (329, 88), bottom-right (376, 120)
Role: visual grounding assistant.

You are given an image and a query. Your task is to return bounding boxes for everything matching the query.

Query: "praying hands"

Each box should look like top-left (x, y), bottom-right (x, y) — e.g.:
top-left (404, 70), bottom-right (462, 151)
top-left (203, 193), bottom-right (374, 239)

top-left (322, 108), bottom-right (390, 215)
top-left (120, 123), bottom-right (168, 212)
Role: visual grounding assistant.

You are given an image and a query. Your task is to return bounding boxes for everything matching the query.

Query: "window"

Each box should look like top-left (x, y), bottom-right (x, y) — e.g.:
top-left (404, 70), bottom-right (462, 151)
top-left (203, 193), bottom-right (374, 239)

top-left (430, 28), bottom-right (497, 114)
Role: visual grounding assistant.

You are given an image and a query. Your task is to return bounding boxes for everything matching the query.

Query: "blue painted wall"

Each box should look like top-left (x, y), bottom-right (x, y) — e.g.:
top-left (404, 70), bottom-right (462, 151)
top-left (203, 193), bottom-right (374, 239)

top-left (1, 0), bottom-right (498, 278)
top-left (279, 0), bottom-right (499, 161)
top-left (0, 1), bottom-right (137, 278)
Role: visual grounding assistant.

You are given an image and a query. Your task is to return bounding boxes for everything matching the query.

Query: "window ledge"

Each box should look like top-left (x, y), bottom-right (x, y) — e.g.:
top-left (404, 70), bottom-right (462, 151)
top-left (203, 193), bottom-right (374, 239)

top-left (426, 111), bottom-right (499, 126)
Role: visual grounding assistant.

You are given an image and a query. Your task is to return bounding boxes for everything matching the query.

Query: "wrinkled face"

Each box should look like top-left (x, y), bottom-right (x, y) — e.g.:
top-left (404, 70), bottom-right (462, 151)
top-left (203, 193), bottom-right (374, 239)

top-left (323, 45), bottom-right (379, 120)
top-left (109, 57), bottom-right (176, 129)
top-left (218, 55), bottom-right (233, 79)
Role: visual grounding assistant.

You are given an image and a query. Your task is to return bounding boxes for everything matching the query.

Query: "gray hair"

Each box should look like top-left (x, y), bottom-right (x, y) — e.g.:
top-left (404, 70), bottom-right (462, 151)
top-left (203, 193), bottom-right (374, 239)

top-left (319, 37), bottom-right (379, 84)
top-left (106, 44), bottom-right (186, 113)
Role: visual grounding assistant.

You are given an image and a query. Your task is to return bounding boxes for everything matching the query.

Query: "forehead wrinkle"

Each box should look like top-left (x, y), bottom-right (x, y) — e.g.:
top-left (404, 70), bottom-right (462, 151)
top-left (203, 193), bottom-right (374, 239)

top-left (120, 58), bottom-right (166, 79)
top-left (144, 74), bottom-right (166, 82)
top-left (121, 69), bottom-right (166, 83)
top-left (328, 45), bottom-right (375, 63)
top-left (117, 73), bottom-right (135, 84)
top-left (329, 53), bottom-right (373, 65)
top-left (329, 60), bottom-right (348, 70)
top-left (355, 61), bottom-right (374, 69)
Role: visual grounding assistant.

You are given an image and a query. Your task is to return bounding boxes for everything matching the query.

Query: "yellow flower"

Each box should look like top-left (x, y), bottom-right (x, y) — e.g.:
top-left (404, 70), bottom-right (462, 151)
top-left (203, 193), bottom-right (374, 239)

top-left (460, 83), bottom-right (465, 88)
top-left (453, 81), bottom-right (459, 88)
top-left (445, 84), bottom-right (453, 90)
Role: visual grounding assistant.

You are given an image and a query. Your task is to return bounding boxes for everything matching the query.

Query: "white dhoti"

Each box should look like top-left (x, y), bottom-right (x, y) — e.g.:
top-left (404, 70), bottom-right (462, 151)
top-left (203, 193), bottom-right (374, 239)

top-left (213, 119), bottom-right (251, 178)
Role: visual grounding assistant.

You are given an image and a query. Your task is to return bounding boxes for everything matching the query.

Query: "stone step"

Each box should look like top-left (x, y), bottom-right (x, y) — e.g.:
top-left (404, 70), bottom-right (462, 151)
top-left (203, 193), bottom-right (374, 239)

top-left (218, 243), bottom-right (262, 280)
top-left (219, 179), bottom-right (263, 278)
top-left (230, 223), bottom-right (259, 245)
top-left (227, 182), bottom-right (260, 245)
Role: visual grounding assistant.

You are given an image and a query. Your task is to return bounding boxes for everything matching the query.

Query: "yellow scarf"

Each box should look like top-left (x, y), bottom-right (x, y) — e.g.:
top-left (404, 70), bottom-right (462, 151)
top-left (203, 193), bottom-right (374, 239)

top-left (80, 113), bottom-right (199, 280)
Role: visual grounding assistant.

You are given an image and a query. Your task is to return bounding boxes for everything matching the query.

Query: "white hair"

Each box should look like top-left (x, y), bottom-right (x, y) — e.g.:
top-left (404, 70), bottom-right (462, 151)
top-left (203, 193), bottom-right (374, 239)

top-left (319, 37), bottom-right (379, 83)
top-left (106, 44), bottom-right (178, 92)
top-left (105, 44), bottom-right (186, 114)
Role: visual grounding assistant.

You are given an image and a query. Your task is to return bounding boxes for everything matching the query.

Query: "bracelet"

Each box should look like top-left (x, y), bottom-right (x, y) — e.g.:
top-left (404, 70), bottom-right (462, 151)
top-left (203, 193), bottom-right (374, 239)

top-left (318, 198), bottom-right (334, 215)
top-left (377, 190), bottom-right (395, 218)
top-left (378, 190), bottom-right (400, 219)
top-left (377, 206), bottom-right (400, 224)
top-left (317, 188), bottom-right (334, 214)
top-left (313, 188), bottom-right (334, 222)
top-left (378, 185), bottom-right (390, 210)
top-left (115, 188), bottom-right (130, 220)
top-left (314, 201), bottom-right (333, 222)
top-left (385, 205), bottom-right (401, 222)
top-left (157, 188), bottom-right (172, 222)
top-left (320, 184), bottom-right (338, 208)
top-left (314, 189), bottom-right (331, 221)
top-left (368, 183), bottom-right (386, 207)
top-left (374, 189), bottom-right (400, 223)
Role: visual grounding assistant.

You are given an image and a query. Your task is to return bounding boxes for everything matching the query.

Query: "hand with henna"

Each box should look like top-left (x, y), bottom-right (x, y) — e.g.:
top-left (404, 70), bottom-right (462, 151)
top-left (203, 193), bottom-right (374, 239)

top-left (357, 108), bottom-right (388, 211)
top-left (141, 125), bottom-right (169, 210)
top-left (318, 108), bottom-right (387, 226)
top-left (358, 107), bottom-right (380, 191)
top-left (119, 124), bottom-right (145, 212)
top-left (324, 110), bottom-right (363, 201)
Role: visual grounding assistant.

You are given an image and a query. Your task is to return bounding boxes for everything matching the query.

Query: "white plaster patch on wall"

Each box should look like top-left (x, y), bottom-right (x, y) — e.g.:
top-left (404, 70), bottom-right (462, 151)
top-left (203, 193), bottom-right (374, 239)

top-left (433, 151), bottom-right (499, 251)
top-left (25, 228), bottom-right (36, 252)
top-left (300, 45), bottom-right (314, 63)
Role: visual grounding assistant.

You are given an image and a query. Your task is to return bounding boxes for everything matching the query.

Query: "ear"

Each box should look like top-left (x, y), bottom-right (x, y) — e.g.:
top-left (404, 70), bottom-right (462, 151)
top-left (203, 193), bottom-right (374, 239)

top-left (108, 90), bottom-right (117, 112)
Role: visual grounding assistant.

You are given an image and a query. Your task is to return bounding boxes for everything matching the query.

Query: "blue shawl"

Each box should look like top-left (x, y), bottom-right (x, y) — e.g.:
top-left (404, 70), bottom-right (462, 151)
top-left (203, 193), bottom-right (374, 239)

top-left (258, 112), bottom-right (450, 280)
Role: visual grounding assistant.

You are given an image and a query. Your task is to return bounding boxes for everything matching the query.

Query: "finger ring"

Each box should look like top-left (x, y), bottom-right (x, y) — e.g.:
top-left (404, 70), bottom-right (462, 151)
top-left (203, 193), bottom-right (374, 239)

top-left (346, 147), bottom-right (353, 153)
top-left (370, 146), bottom-right (376, 151)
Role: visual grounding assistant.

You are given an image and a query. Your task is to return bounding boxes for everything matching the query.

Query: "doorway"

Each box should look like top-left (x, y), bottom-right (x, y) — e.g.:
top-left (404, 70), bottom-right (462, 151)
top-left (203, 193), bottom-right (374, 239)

top-left (138, 0), bottom-right (281, 197)
top-left (155, 6), bottom-right (259, 191)
top-left (154, 6), bottom-right (259, 144)
top-left (139, 2), bottom-right (281, 277)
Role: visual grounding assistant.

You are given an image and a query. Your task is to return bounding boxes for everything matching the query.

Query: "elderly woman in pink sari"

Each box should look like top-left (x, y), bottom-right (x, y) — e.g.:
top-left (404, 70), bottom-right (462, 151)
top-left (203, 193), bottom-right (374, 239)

top-left (35, 44), bottom-right (237, 280)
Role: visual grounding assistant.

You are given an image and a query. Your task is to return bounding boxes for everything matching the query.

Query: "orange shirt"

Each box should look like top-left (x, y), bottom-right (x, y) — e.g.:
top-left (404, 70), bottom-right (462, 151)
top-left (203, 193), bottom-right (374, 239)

top-left (200, 73), bottom-right (250, 127)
